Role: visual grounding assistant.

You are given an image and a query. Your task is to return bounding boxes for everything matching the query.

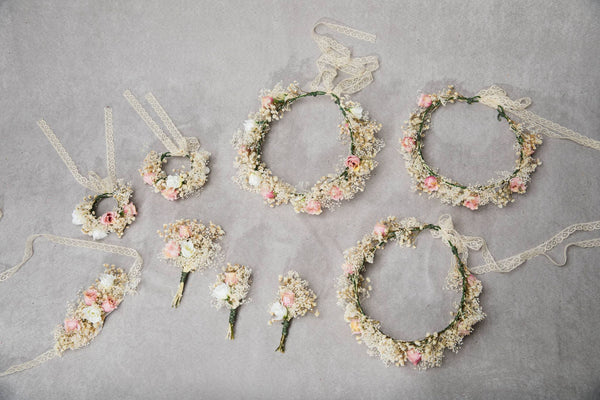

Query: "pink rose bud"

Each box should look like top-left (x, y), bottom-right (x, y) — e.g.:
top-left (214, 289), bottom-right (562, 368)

top-left (84, 288), bottom-right (99, 306)
top-left (281, 291), bottom-right (295, 307)
top-left (509, 177), bottom-right (526, 193)
top-left (261, 96), bottom-right (274, 108)
top-left (161, 187), bottom-right (178, 201)
top-left (423, 175), bottom-right (439, 192)
top-left (99, 211), bottom-right (116, 225)
top-left (178, 225), bottom-right (192, 238)
top-left (123, 202), bottom-right (137, 216)
top-left (350, 318), bottom-right (362, 335)
top-left (260, 185), bottom-right (275, 199)
top-left (401, 136), bottom-right (416, 152)
top-left (418, 94), bottom-right (432, 108)
top-left (101, 297), bottom-right (118, 313)
top-left (458, 322), bottom-right (471, 336)
top-left (329, 186), bottom-right (344, 201)
top-left (143, 172), bottom-right (156, 185)
top-left (373, 222), bottom-right (388, 236)
top-left (344, 155), bottom-right (361, 170)
top-left (224, 272), bottom-right (238, 286)
top-left (163, 241), bottom-right (180, 258)
top-left (304, 200), bottom-right (322, 215)
top-left (467, 274), bottom-right (478, 286)
top-left (64, 318), bottom-right (81, 332)
top-left (342, 263), bottom-right (355, 275)
top-left (463, 194), bottom-right (480, 210)
top-left (237, 145), bottom-right (250, 156)
top-left (407, 348), bottom-right (422, 365)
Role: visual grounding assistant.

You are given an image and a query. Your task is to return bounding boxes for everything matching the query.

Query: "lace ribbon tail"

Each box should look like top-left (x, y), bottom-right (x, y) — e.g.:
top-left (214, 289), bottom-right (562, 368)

top-left (0, 349), bottom-right (58, 377)
top-left (144, 93), bottom-right (189, 153)
top-left (104, 107), bottom-right (117, 186)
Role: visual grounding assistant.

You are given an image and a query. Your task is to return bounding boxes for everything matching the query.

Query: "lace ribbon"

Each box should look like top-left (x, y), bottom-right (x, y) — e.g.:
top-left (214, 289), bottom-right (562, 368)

top-left (37, 107), bottom-right (119, 194)
top-left (477, 85), bottom-right (600, 151)
top-left (124, 90), bottom-right (200, 156)
top-left (0, 234), bottom-right (143, 377)
top-left (430, 215), bottom-right (600, 274)
top-left (310, 19), bottom-right (379, 96)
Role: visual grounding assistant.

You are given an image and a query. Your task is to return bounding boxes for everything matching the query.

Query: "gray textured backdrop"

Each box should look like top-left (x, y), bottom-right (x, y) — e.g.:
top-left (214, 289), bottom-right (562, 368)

top-left (0, 1), bottom-right (599, 399)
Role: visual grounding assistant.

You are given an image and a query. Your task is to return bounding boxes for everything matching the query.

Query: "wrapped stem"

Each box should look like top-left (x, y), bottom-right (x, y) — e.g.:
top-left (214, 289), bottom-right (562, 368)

top-left (171, 271), bottom-right (189, 308)
top-left (275, 318), bottom-right (291, 353)
top-left (227, 308), bottom-right (238, 340)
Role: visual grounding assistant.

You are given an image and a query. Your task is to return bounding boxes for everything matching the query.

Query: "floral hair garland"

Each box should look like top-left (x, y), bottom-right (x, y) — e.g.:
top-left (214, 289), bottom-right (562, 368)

top-left (268, 270), bottom-right (318, 353)
top-left (158, 219), bottom-right (225, 307)
top-left (210, 264), bottom-right (252, 340)
top-left (400, 86), bottom-right (542, 210)
top-left (233, 82), bottom-right (383, 215)
top-left (337, 216), bottom-right (484, 369)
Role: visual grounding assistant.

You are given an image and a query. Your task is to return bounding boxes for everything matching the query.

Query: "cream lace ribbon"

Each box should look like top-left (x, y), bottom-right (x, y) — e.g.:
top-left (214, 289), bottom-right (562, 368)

top-left (431, 215), bottom-right (600, 274)
top-left (0, 234), bottom-right (143, 377)
top-left (476, 85), bottom-right (600, 151)
top-left (124, 90), bottom-right (200, 156)
top-left (37, 107), bottom-right (119, 194)
top-left (311, 19), bottom-right (379, 96)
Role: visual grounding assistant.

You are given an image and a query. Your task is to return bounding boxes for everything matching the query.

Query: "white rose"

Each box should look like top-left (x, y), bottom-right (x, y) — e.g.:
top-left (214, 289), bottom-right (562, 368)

top-left (92, 228), bottom-right (108, 241)
top-left (166, 175), bottom-right (183, 189)
top-left (212, 283), bottom-right (230, 300)
top-left (82, 304), bottom-right (103, 324)
top-left (270, 301), bottom-right (287, 321)
top-left (203, 167), bottom-right (210, 175)
top-left (349, 106), bottom-right (363, 119)
top-left (243, 119), bottom-right (258, 133)
top-left (248, 172), bottom-right (262, 187)
top-left (180, 240), bottom-right (195, 258)
top-left (72, 209), bottom-right (85, 225)
top-left (98, 273), bottom-right (115, 290)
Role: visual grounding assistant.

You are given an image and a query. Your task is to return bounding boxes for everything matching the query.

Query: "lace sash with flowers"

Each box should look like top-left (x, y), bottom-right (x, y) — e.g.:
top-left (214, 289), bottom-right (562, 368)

top-left (0, 234), bottom-right (143, 377)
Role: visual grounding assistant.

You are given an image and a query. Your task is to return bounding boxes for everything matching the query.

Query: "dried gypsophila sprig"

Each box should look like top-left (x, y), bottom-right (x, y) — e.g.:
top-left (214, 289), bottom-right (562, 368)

top-left (232, 82), bottom-right (383, 215)
top-left (336, 216), bottom-right (485, 369)
top-left (71, 181), bottom-right (137, 240)
top-left (54, 264), bottom-right (129, 354)
top-left (210, 264), bottom-right (252, 340)
top-left (158, 218), bottom-right (225, 307)
top-left (268, 270), bottom-right (318, 353)
top-left (140, 149), bottom-right (211, 201)
top-left (399, 86), bottom-right (542, 210)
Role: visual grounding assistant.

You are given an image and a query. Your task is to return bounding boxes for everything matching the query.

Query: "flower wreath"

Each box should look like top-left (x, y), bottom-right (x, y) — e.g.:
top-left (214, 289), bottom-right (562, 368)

top-left (233, 82), bottom-right (383, 215)
top-left (210, 263), bottom-right (252, 340)
top-left (337, 216), bottom-right (484, 369)
top-left (141, 149), bottom-right (211, 201)
top-left (400, 86), bottom-right (542, 210)
top-left (72, 181), bottom-right (137, 240)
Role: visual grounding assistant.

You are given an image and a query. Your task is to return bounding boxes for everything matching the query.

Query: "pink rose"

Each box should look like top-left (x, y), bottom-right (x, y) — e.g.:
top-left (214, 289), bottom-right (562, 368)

top-left (509, 177), bottom-right (526, 193)
top-left (467, 274), bottom-right (479, 286)
top-left (457, 322), bottom-right (471, 336)
top-left (64, 318), bottom-right (81, 332)
top-left (407, 349), bottom-right (422, 365)
top-left (463, 194), bottom-right (480, 210)
top-left (345, 155), bottom-right (361, 170)
top-left (281, 291), bottom-right (295, 307)
top-left (163, 241), bottom-right (180, 258)
top-left (373, 222), bottom-right (387, 236)
top-left (238, 145), bottom-right (250, 156)
top-left (418, 94), bottom-right (432, 108)
top-left (178, 225), bottom-right (192, 238)
top-left (260, 185), bottom-right (275, 199)
top-left (225, 272), bottom-right (238, 286)
top-left (523, 146), bottom-right (535, 157)
top-left (350, 318), bottom-right (362, 335)
top-left (143, 172), bottom-right (156, 185)
top-left (401, 136), bottom-right (416, 152)
top-left (123, 202), bottom-right (137, 216)
top-left (261, 96), bottom-right (274, 108)
top-left (423, 176), bottom-right (439, 192)
top-left (304, 200), bottom-right (322, 215)
top-left (329, 186), bottom-right (344, 201)
top-left (99, 211), bottom-right (116, 225)
top-left (101, 297), bottom-right (118, 313)
top-left (342, 263), bottom-right (354, 275)
top-left (84, 288), bottom-right (99, 306)
top-left (161, 187), bottom-right (178, 201)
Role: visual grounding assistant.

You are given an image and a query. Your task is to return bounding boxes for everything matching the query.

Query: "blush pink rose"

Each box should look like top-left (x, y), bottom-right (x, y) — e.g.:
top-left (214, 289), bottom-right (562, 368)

top-left (161, 187), bottom-right (178, 201)
top-left (401, 136), bottom-right (416, 152)
top-left (423, 176), bottom-right (439, 192)
top-left (463, 195), bottom-right (480, 210)
top-left (467, 274), bottom-right (479, 286)
top-left (329, 186), bottom-right (344, 201)
top-left (342, 263), bottom-right (355, 275)
top-left (260, 185), bottom-right (275, 199)
top-left (509, 177), bottom-right (526, 193)
top-left (345, 155), bottom-right (361, 170)
top-left (64, 318), bottom-right (81, 332)
top-left (373, 222), bottom-right (388, 236)
top-left (143, 172), bottom-right (156, 185)
top-left (418, 94), bottom-right (432, 108)
top-left (123, 202), bottom-right (137, 216)
top-left (163, 241), bottom-right (180, 258)
top-left (178, 225), bottom-right (192, 238)
top-left (407, 349), bottom-right (422, 365)
top-left (281, 292), bottom-right (295, 307)
top-left (304, 200), bottom-right (322, 215)
top-left (101, 297), bottom-right (118, 313)
top-left (261, 96), bottom-right (274, 108)
top-left (84, 288), bottom-right (99, 306)
top-left (458, 322), bottom-right (471, 336)
top-left (225, 272), bottom-right (238, 286)
top-left (238, 145), bottom-right (250, 156)
top-left (99, 212), bottom-right (116, 225)
top-left (350, 318), bottom-right (362, 335)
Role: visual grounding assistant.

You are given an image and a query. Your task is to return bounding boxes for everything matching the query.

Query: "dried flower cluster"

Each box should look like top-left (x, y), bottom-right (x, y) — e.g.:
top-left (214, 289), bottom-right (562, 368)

top-left (268, 270), bottom-right (318, 352)
top-left (140, 150), bottom-right (211, 201)
top-left (158, 218), bottom-right (225, 307)
top-left (54, 264), bottom-right (128, 354)
top-left (71, 181), bottom-right (137, 240)
top-left (337, 216), bottom-right (485, 369)
top-left (400, 86), bottom-right (542, 209)
top-left (233, 82), bottom-right (383, 215)
top-left (211, 263), bottom-right (253, 339)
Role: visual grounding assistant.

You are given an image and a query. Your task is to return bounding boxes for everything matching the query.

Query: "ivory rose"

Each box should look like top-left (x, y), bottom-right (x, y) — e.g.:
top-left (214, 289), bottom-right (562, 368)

top-left (98, 274), bottom-right (115, 290)
top-left (270, 302), bottom-right (287, 321)
top-left (212, 283), bottom-right (230, 300)
top-left (82, 304), bottom-right (103, 324)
